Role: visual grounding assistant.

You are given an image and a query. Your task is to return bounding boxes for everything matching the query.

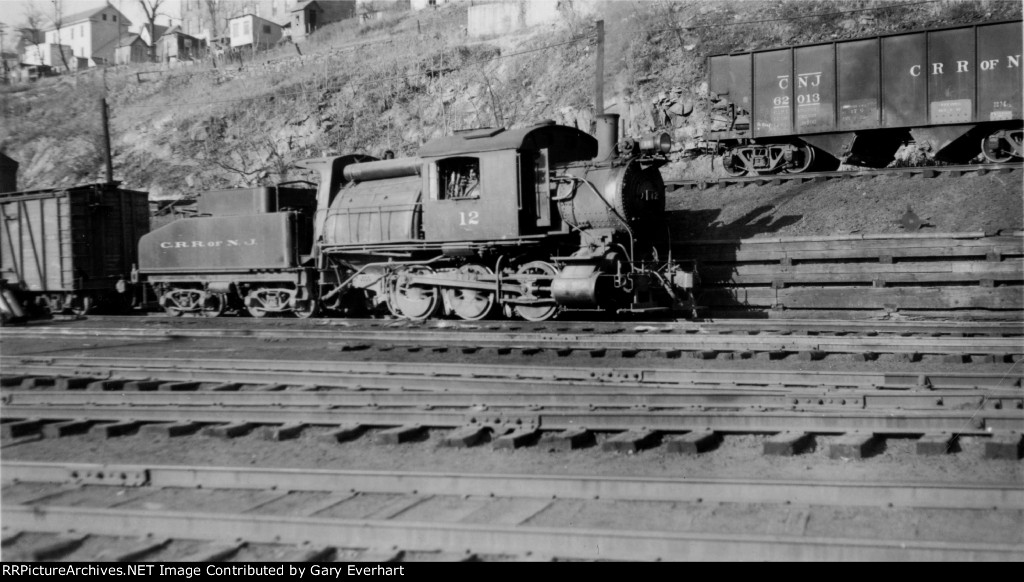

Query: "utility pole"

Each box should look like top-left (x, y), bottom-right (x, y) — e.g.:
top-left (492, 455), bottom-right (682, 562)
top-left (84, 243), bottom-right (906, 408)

top-left (101, 98), bottom-right (114, 184)
top-left (0, 23), bottom-right (7, 85)
top-left (594, 19), bottom-right (604, 117)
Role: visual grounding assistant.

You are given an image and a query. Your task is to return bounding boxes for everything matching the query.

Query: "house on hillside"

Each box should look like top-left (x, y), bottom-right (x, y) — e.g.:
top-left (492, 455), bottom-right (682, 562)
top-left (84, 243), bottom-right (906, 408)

top-left (140, 23), bottom-right (169, 46)
top-left (467, 0), bottom-right (597, 37)
top-left (12, 64), bottom-right (56, 84)
top-left (290, 0), bottom-right (357, 41)
top-left (39, 2), bottom-right (132, 67)
top-left (156, 26), bottom-right (206, 63)
top-left (411, 0), bottom-right (452, 9)
top-left (22, 44), bottom-right (75, 71)
top-left (182, 1), bottom-right (292, 44)
top-left (115, 34), bottom-right (149, 65)
top-left (138, 23), bottom-right (168, 61)
top-left (1, 52), bottom-right (18, 84)
top-left (228, 14), bottom-right (284, 49)
top-left (15, 28), bottom-right (46, 63)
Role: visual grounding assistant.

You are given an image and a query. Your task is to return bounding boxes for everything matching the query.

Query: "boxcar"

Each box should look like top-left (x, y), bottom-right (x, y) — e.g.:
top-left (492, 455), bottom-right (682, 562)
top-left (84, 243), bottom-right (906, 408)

top-left (0, 183), bottom-right (150, 314)
top-left (708, 20), bottom-right (1023, 173)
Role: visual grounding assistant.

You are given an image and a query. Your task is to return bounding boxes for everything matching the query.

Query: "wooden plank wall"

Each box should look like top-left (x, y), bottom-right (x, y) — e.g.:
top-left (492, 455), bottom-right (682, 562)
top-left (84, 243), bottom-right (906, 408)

top-left (674, 232), bottom-right (1024, 315)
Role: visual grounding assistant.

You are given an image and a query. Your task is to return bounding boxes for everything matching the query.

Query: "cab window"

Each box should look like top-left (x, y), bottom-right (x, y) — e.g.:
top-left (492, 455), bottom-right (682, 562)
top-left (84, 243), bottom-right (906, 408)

top-left (435, 157), bottom-right (480, 200)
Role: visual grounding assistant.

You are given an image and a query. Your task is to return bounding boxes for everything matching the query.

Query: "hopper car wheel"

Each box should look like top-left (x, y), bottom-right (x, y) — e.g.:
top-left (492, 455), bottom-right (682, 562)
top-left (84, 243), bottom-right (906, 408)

top-left (980, 132), bottom-right (1019, 164)
top-left (293, 299), bottom-right (320, 319)
top-left (201, 293), bottom-right (226, 318)
top-left (721, 151), bottom-right (746, 177)
top-left (70, 295), bottom-right (93, 317)
top-left (389, 266), bottom-right (440, 321)
top-left (448, 264), bottom-right (495, 321)
top-left (783, 144), bottom-right (815, 174)
top-left (513, 261), bottom-right (558, 322)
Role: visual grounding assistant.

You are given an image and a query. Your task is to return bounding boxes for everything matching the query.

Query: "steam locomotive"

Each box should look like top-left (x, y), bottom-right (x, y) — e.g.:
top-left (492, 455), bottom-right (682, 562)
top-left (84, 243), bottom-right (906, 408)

top-left (137, 116), bottom-right (697, 321)
top-left (708, 20), bottom-right (1023, 175)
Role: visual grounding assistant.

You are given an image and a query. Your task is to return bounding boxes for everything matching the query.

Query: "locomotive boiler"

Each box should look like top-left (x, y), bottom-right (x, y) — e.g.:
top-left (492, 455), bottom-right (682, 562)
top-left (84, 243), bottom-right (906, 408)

top-left (138, 116), bottom-right (697, 320)
top-left (708, 20), bottom-right (1023, 174)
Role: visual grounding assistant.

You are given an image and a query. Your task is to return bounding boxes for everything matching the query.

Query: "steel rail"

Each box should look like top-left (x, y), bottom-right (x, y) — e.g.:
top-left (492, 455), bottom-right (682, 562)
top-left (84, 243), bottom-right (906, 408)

top-left (3, 402), bottom-right (1020, 434)
top-left (3, 388), bottom-right (1018, 413)
top-left (3, 355), bottom-right (1020, 390)
top-left (3, 504), bottom-right (1019, 561)
top-left (5, 461), bottom-right (1021, 510)
top-left (5, 326), bottom-right (1021, 356)
top-left (54, 315), bottom-right (1024, 336)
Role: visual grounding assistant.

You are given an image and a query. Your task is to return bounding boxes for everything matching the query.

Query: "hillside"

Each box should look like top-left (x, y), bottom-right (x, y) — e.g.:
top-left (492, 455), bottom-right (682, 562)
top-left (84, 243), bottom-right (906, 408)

top-left (1, 0), bottom-right (1021, 238)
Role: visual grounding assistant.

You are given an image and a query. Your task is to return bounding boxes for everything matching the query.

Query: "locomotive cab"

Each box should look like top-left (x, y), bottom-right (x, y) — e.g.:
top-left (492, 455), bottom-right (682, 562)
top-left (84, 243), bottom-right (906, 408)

top-left (418, 122), bottom-right (598, 243)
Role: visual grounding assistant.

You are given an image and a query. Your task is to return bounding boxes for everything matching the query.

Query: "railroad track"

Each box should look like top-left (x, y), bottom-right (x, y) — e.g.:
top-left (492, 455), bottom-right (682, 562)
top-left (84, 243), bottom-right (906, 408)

top-left (3, 355), bottom-right (1022, 458)
top-left (664, 162), bottom-right (1022, 192)
top-left (3, 461), bottom-right (1022, 561)
top-left (5, 319), bottom-right (1023, 361)
top-left (35, 315), bottom-right (1024, 336)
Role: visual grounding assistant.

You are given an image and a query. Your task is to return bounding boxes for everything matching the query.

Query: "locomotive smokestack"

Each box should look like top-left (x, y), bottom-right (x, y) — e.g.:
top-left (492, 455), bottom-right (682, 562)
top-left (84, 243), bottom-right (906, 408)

top-left (596, 113), bottom-right (619, 160)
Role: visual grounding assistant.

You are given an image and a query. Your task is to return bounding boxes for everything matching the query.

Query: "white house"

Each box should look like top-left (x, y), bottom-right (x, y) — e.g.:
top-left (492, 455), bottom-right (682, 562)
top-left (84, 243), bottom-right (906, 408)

top-left (228, 14), bottom-right (284, 49)
top-left (411, 0), bottom-right (452, 9)
top-left (40, 2), bottom-right (132, 67)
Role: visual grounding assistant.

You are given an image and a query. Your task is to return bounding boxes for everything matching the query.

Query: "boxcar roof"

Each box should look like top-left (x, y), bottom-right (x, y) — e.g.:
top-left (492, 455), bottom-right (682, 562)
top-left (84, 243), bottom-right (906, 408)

top-left (418, 121), bottom-right (598, 160)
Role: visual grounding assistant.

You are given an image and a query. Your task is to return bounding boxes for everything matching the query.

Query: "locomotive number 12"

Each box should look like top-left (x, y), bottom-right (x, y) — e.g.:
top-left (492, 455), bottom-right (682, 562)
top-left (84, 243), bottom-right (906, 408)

top-left (459, 211), bottom-right (480, 226)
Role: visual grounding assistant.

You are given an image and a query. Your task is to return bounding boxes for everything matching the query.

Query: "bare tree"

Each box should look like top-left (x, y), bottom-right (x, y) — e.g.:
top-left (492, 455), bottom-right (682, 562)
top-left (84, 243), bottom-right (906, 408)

top-left (138, 0), bottom-right (166, 62)
top-left (204, 0), bottom-right (223, 40)
top-left (19, 0), bottom-right (46, 56)
top-left (49, 0), bottom-right (71, 73)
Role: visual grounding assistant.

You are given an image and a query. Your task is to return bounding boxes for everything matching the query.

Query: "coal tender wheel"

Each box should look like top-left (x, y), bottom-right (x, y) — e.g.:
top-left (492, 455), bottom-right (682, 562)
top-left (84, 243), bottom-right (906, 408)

top-left (513, 261), bottom-right (558, 322)
top-left (200, 293), bottom-right (226, 318)
top-left (449, 264), bottom-right (495, 321)
top-left (246, 289), bottom-right (269, 318)
top-left (391, 266), bottom-right (440, 321)
top-left (293, 299), bottom-right (321, 319)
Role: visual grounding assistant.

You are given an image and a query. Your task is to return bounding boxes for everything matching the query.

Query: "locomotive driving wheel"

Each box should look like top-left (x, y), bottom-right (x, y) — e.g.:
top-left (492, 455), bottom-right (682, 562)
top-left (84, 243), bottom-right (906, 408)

top-left (292, 299), bottom-right (320, 319)
top-left (388, 266), bottom-right (440, 321)
top-left (447, 264), bottom-right (495, 321)
top-left (513, 261), bottom-right (558, 322)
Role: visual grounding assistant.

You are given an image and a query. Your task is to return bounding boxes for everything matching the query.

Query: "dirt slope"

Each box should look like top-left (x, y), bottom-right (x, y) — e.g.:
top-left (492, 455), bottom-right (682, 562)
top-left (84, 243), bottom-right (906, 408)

top-left (667, 171), bottom-right (1024, 240)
